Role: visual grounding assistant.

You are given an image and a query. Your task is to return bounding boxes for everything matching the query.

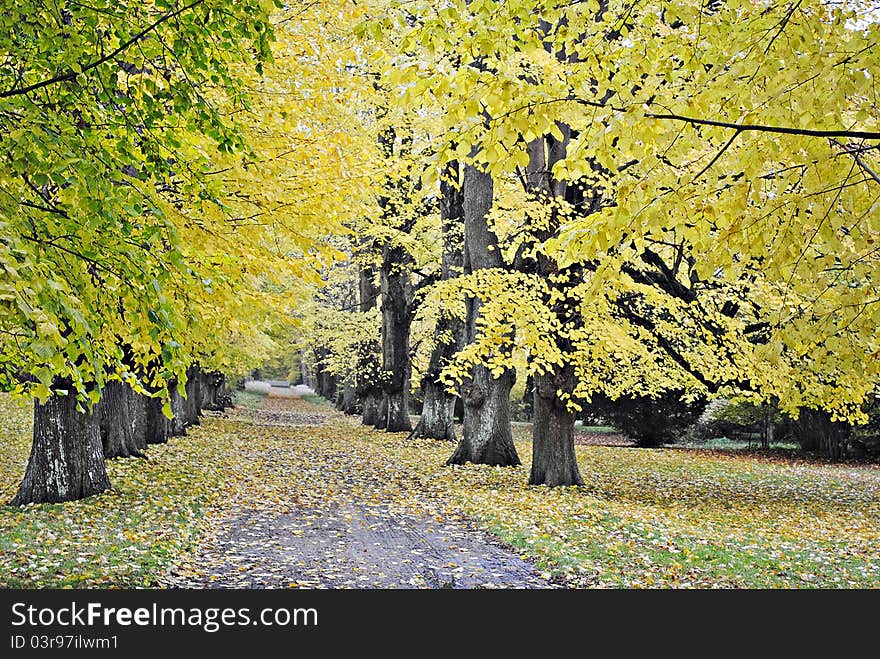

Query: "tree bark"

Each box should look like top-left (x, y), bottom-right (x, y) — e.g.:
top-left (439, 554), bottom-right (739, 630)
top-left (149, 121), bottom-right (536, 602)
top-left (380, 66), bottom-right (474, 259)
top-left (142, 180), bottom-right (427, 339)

top-left (449, 367), bottom-right (519, 465)
top-left (341, 378), bottom-right (359, 415)
top-left (184, 366), bottom-right (201, 426)
top-left (199, 370), bottom-right (214, 410)
top-left (355, 338), bottom-right (383, 427)
top-left (356, 265), bottom-right (382, 425)
top-left (523, 129), bottom-right (592, 486)
top-left (361, 392), bottom-right (382, 426)
top-left (379, 240), bottom-right (414, 432)
top-left (99, 381), bottom-right (146, 459)
top-left (375, 394), bottom-right (389, 430)
top-left (415, 385), bottom-right (457, 442)
top-left (11, 389), bottom-right (111, 505)
top-left (144, 395), bottom-right (170, 444)
top-left (414, 161), bottom-right (464, 441)
top-left (447, 162), bottom-right (520, 466)
top-left (529, 370), bottom-right (583, 485)
top-left (169, 380), bottom-right (187, 436)
top-left (522, 374), bottom-right (535, 421)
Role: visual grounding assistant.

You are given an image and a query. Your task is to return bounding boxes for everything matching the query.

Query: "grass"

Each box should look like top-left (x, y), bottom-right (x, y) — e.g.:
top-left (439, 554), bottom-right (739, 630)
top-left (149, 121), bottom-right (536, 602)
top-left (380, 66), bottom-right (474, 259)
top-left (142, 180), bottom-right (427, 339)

top-left (0, 395), bottom-right (231, 587)
top-left (232, 388), bottom-right (269, 409)
top-left (1, 392), bottom-right (878, 588)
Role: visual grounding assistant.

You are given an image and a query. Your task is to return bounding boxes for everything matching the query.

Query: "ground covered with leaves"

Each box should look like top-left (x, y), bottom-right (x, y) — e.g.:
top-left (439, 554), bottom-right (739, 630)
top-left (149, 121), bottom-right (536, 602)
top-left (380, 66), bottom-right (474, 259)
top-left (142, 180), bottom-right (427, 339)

top-left (1, 391), bottom-right (878, 588)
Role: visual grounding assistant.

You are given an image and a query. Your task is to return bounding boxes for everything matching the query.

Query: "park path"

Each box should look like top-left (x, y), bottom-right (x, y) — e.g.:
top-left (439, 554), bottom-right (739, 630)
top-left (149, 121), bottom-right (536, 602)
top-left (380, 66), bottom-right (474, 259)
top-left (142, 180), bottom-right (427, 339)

top-left (160, 382), bottom-right (554, 589)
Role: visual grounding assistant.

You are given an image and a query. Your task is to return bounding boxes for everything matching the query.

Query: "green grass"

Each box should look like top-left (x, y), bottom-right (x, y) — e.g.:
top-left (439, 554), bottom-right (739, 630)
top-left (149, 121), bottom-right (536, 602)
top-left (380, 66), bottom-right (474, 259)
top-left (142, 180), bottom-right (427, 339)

top-left (677, 436), bottom-right (801, 450)
top-left (232, 389), bottom-right (268, 409)
top-left (301, 393), bottom-right (333, 406)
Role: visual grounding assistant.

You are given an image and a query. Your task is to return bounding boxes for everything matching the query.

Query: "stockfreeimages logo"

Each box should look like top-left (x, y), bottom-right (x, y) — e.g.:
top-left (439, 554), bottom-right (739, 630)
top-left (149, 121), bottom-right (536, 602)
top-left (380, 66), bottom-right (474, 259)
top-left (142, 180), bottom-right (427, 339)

top-left (11, 602), bottom-right (318, 633)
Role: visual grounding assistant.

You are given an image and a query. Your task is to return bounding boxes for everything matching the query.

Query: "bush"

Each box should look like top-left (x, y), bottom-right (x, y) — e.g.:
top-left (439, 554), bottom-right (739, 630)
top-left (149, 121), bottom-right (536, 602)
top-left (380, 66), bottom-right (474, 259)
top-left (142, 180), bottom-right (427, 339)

top-left (583, 391), bottom-right (707, 447)
top-left (690, 399), bottom-right (790, 448)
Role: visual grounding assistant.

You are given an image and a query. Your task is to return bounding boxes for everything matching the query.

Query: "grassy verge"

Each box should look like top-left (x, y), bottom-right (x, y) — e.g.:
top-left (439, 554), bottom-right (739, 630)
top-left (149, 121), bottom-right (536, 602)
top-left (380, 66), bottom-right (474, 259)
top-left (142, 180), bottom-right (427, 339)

top-left (232, 389), bottom-right (269, 409)
top-left (0, 393), bottom-right (262, 588)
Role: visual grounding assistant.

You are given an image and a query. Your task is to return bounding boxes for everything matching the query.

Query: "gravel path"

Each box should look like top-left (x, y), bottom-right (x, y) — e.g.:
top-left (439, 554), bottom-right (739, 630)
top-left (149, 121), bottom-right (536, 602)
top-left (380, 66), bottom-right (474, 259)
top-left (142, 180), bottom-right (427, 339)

top-left (162, 383), bottom-right (554, 589)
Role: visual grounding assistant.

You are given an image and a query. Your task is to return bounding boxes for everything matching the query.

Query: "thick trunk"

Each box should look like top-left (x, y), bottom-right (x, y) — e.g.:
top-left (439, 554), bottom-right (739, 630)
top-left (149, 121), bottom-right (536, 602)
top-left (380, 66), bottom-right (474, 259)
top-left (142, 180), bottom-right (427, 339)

top-left (414, 160), bottom-right (464, 442)
top-left (334, 384), bottom-right (345, 411)
top-left (11, 390), bottom-right (111, 505)
top-left (215, 374), bottom-right (231, 410)
top-left (448, 367), bottom-right (519, 465)
top-left (529, 370), bottom-right (583, 486)
top-left (184, 367), bottom-right (201, 426)
top-left (144, 395), bottom-right (170, 444)
top-left (199, 370), bottom-right (214, 411)
top-left (199, 371), bottom-right (230, 411)
top-left (379, 242), bottom-right (413, 433)
top-left (416, 383), bottom-right (457, 441)
top-left (169, 381), bottom-right (187, 436)
top-left (522, 374), bottom-right (535, 421)
top-left (385, 390), bottom-right (411, 433)
top-left (325, 372), bottom-right (338, 402)
top-left (523, 130), bottom-right (588, 486)
top-left (375, 395), bottom-right (389, 430)
top-left (361, 393), bottom-right (382, 426)
top-left (448, 162), bottom-right (519, 466)
top-left (355, 340), bottom-right (383, 427)
top-left (99, 381), bottom-right (146, 459)
top-left (341, 378), bottom-right (359, 415)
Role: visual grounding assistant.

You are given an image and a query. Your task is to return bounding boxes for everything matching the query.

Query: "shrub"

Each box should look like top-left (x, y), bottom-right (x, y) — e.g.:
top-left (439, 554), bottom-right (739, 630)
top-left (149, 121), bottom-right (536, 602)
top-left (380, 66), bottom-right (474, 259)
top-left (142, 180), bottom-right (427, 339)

top-left (583, 391), bottom-right (707, 447)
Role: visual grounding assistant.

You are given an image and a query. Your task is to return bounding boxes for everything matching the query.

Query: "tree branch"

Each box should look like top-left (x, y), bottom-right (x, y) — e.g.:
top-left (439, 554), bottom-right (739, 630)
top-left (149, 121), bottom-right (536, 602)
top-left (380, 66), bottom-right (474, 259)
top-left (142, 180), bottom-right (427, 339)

top-left (0, 0), bottom-right (206, 99)
top-left (645, 111), bottom-right (880, 141)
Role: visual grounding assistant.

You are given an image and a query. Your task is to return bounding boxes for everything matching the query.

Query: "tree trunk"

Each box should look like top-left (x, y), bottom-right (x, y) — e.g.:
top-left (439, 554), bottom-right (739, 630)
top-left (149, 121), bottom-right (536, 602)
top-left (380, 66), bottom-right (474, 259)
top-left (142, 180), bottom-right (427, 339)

top-left (449, 367), bottom-right (519, 465)
top-left (144, 395), bottom-right (170, 444)
top-left (214, 373), bottom-right (231, 410)
top-left (341, 378), bottom-right (359, 415)
top-left (522, 128), bottom-right (589, 486)
top-left (522, 374), bottom-right (535, 421)
top-left (529, 370), bottom-right (583, 486)
top-left (379, 241), bottom-right (413, 433)
top-left (375, 395), bottom-right (389, 430)
top-left (99, 381), bottom-right (146, 459)
top-left (414, 160), bottom-right (464, 442)
top-left (184, 366), bottom-right (201, 426)
top-left (361, 392), bottom-right (382, 426)
top-left (447, 161), bottom-right (520, 466)
top-left (385, 389), bottom-right (411, 432)
top-left (169, 380), bottom-right (187, 436)
top-left (356, 262), bottom-right (382, 426)
top-left (199, 370), bottom-right (214, 410)
top-left (11, 390), bottom-right (111, 505)
top-left (416, 384), bottom-right (457, 441)
top-left (355, 340), bottom-right (383, 427)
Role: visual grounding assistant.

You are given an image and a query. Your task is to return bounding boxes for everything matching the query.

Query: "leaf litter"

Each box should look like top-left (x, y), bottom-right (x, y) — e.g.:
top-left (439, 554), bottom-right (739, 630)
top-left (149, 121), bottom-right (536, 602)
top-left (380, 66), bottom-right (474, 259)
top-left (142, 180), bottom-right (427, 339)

top-left (2, 391), bottom-right (879, 588)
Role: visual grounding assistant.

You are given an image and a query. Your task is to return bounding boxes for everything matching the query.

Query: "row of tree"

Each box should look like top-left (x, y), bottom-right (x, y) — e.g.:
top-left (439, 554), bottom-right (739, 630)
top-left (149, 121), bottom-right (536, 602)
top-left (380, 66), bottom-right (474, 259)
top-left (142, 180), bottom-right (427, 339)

top-left (12, 367), bottom-right (230, 505)
top-left (2, 2), bottom-right (376, 504)
top-left (299, 0), bottom-right (880, 484)
top-left (3, 1), bottom-right (878, 504)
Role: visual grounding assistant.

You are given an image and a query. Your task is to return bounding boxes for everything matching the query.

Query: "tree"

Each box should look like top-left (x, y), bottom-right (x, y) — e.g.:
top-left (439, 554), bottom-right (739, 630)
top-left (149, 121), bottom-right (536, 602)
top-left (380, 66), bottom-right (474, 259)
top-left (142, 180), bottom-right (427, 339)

top-left (374, 0), bottom-right (880, 472)
top-left (446, 162), bottom-right (521, 466)
top-left (410, 160), bottom-right (465, 441)
top-left (3, 1), bottom-right (375, 503)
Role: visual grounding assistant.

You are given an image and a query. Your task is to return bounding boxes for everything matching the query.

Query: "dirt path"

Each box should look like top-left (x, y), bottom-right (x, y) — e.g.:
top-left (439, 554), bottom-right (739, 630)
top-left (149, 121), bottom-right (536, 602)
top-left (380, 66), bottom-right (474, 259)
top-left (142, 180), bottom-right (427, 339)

top-left (161, 383), bottom-right (554, 589)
